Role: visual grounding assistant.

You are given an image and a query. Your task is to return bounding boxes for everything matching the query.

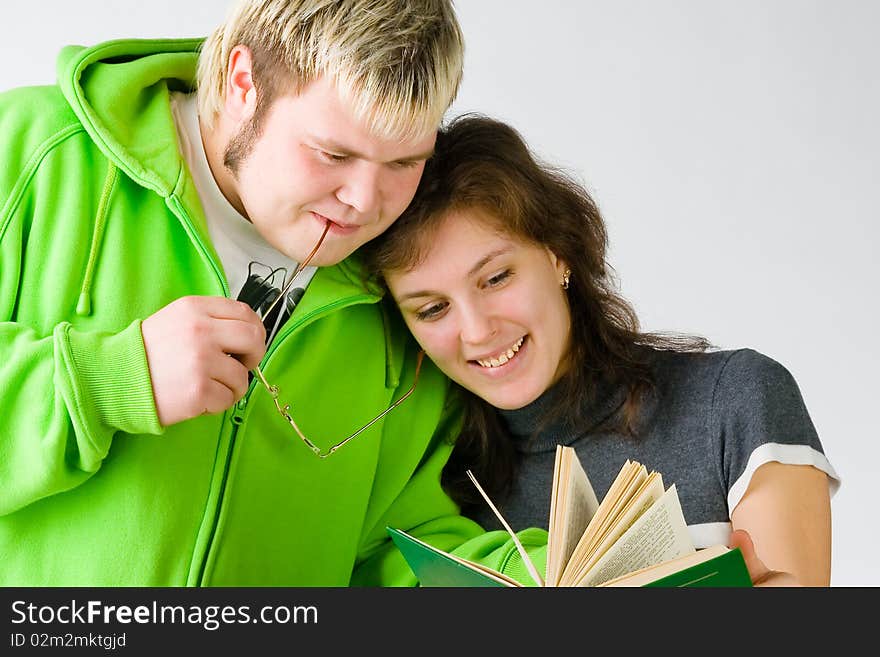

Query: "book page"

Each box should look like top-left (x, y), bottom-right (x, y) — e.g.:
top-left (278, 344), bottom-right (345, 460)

top-left (466, 470), bottom-right (544, 587)
top-left (546, 446), bottom-right (600, 586)
top-left (558, 461), bottom-right (646, 585)
top-left (573, 484), bottom-right (695, 587)
top-left (599, 544), bottom-right (730, 587)
top-left (561, 470), bottom-right (665, 585)
top-left (545, 447), bottom-right (566, 584)
top-left (450, 556), bottom-right (524, 586)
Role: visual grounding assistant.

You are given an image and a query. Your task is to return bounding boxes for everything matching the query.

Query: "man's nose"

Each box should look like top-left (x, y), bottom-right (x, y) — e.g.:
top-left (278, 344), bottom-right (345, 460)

top-left (336, 161), bottom-right (382, 215)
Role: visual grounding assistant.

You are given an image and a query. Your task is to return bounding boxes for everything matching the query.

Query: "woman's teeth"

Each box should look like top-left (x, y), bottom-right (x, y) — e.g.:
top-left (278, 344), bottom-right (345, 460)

top-left (476, 337), bottom-right (525, 369)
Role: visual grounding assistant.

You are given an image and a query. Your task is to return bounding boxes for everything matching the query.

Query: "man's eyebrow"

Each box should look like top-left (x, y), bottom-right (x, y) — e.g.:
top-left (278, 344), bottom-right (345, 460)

top-left (311, 137), bottom-right (435, 163)
top-left (396, 248), bottom-right (513, 302)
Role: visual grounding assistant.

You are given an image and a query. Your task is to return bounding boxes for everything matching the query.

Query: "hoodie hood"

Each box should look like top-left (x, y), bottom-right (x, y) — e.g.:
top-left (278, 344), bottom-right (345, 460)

top-left (54, 38), bottom-right (207, 315)
top-left (51, 37), bottom-right (401, 383)
top-left (57, 38), bottom-right (203, 197)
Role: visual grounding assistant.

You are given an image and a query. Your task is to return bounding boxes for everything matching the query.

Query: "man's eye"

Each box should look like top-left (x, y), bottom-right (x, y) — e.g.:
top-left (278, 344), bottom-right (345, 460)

top-left (415, 302), bottom-right (447, 321)
top-left (319, 150), bottom-right (348, 163)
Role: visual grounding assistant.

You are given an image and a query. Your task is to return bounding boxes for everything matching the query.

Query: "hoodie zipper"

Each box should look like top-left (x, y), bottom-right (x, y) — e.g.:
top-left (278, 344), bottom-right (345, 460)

top-left (198, 291), bottom-right (377, 585)
top-left (168, 193), bottom-right (382, 584)
top-left (165, 193), bottom-right (236, 586)
top-left (166, 195), bottom-right (230, 296)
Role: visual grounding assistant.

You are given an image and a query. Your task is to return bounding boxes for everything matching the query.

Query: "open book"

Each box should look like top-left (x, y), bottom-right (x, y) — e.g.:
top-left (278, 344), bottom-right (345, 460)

top-left (388, 446), bottom-right (751, 587)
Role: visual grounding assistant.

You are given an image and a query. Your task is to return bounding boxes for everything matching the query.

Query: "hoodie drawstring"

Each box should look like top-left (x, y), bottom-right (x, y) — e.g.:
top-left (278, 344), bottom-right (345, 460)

top-left (76, 162), bottom-right (118, 316)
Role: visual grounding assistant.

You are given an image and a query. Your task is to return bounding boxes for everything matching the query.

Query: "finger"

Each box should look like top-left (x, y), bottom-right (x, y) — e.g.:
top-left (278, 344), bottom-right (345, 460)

top-left (209, 352), bottom-right (253, 402)
top-left (179, 295), bottom-right (264, 323)
top-left (232, 350), bottom-right (265, 372)
top-left (212, 318), bottom-right (267, 366)
top-left (200, 379), bottom-right (237, 416)
top-left (728, 529), bottom-right (772, 583)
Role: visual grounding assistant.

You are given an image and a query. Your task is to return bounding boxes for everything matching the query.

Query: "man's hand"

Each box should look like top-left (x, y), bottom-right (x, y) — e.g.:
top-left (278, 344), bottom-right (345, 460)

top-left (141, 296), bottom-right (267, 426)
top-left (729, 528), bottom-right (801, 587)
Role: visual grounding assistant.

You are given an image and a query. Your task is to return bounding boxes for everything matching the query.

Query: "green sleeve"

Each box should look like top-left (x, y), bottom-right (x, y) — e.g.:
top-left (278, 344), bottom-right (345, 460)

top-left (0, 86), bottom-right (163, 516)
top-left (350, 369), bottom-right (548, 587)
top-left (0, 320), bottom-right (163, 516)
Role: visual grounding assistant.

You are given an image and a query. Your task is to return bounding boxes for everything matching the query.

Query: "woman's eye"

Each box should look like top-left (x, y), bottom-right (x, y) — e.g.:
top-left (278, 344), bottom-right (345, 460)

top-left (486, 270), bottom-right (512, 287)
top-left (415, 302), bottom-right (447, 321)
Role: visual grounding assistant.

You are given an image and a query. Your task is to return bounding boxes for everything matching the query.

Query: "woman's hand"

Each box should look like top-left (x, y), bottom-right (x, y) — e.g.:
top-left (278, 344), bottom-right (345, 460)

top-left (728, 528), bottom-right (801, 586)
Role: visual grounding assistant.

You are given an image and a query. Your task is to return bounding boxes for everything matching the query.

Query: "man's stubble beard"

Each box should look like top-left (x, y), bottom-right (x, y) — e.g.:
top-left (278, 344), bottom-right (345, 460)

top-left (223, 98), bottom-right (272, 174)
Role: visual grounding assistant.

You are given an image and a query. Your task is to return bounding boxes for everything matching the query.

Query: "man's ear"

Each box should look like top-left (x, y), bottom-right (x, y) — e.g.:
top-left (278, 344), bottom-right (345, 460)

top-left (224, 44), bottom-right (258, 123)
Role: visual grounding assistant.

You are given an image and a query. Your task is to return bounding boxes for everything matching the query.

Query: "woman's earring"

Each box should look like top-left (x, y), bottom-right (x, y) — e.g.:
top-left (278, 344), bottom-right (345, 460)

top-left (561, 269), bottom-right (571, 290)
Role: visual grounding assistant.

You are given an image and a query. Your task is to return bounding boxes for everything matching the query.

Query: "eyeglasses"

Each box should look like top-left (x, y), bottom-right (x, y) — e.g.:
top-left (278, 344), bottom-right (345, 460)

top-left (253, 350), bottom-right (424, 459)
top-left (251, 222), bottom-right (424, 459)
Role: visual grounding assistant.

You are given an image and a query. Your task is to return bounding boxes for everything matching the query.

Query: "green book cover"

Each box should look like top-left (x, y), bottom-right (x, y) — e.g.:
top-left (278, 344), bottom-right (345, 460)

top-left (387, 451), bottom-right (753, 589)
top-left (388, 526), bottom-right (752, 588)
top-left (387, 527), bottom-right (516, 587)
top-left (641, 547), bottom-right (752, 587)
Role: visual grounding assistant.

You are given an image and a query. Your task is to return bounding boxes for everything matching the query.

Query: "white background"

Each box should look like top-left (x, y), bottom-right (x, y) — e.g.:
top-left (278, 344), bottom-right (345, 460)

top-left (2, 1), bottom-right (877, 585)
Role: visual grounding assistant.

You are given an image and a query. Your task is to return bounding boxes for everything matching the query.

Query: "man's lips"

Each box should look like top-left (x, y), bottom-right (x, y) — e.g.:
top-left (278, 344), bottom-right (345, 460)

top-left (311, 211), bottom-right (359, 235)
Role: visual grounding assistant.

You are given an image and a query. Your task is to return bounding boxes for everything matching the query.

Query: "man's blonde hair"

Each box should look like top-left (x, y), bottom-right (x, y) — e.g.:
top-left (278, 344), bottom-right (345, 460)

top-left (197, 0), bottom-right (465, 141)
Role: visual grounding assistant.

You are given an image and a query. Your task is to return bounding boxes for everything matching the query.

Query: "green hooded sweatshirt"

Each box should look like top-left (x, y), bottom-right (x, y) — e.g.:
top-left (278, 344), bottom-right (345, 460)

top-left (0, 39), bottom-right (547, 586)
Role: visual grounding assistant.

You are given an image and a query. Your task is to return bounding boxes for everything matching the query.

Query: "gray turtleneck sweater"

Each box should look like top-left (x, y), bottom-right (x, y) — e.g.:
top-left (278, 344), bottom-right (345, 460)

top-left (467, 348), bottom-right (839, 549)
